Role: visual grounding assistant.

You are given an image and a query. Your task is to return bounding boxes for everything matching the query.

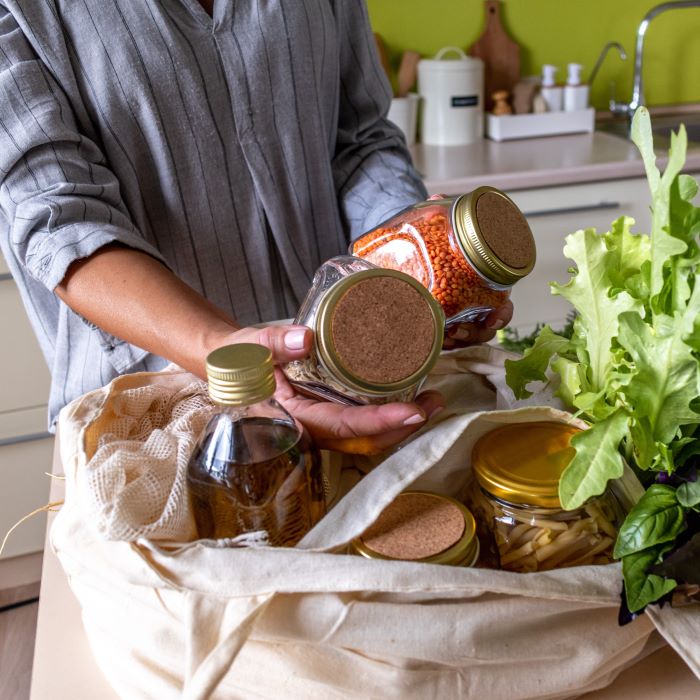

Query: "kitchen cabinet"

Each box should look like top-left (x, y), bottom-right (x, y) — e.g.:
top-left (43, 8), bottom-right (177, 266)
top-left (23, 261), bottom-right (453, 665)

top-left (506, 177), bottom-right (656, 332)
top-left (0, 251), bottom-right (53, 561)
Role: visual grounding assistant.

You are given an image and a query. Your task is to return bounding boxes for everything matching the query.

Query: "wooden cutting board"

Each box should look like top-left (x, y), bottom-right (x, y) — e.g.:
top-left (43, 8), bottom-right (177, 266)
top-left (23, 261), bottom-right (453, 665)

top-left (468, 0), bottom-right (521, 112)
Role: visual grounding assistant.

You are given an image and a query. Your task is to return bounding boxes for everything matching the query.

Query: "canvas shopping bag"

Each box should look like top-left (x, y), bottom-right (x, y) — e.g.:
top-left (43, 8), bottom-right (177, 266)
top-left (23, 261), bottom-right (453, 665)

top-left (51, 345), bottom-right (699, 700)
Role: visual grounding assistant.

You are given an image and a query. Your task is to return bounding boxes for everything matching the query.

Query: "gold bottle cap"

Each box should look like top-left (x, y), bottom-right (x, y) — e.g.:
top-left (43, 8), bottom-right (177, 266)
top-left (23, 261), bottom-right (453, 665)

top-left (351, 491), bottom-right (479, 567)
top-left (452, 186), bottom-right (536, 286)
top-left (205, 343), bottom-right (276, 406)
top-left (315, 268), bottom-right (445, 396)
top-left (471, 422), bottom-right (582, 508)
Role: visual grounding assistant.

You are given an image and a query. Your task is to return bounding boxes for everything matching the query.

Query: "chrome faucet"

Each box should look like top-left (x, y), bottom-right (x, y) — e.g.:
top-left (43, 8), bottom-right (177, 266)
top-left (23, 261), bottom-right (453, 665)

top-left (589, 41), bottom-right (627, 89)
top-left (610, 1), bottom-right (700, 125)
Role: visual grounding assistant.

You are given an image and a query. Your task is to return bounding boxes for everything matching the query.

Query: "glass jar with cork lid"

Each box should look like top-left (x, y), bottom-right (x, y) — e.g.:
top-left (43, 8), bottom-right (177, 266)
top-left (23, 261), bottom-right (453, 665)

top-left (350, 187), bottom-right (536, 325)
top-left (467, 422), bottom-right (623, 573)
top-left (350, 491), bottom-right (480, 567)
top-left (282, 256), bottom-right (444, 406)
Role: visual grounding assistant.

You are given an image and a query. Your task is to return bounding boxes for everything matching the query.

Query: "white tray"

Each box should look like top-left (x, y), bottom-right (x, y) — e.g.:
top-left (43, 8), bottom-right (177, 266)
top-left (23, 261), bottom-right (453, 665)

top-left (486, 108), bottom-right (595, 141)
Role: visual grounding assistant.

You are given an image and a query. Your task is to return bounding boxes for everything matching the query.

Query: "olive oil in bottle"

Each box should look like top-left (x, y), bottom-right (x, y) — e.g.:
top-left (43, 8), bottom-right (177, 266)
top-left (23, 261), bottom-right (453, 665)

top-left (186, 343), bottom-right (326, 546)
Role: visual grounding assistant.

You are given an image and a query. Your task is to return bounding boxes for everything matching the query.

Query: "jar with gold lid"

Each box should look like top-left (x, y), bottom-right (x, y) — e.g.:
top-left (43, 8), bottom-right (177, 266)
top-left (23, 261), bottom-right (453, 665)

top-left (350, 187), bottom-right (536, 326)
top-left (349, 491), bottom-right (479, 567)
top-left (282, 256), bottom-right (444, 406)
top-left (467, 422), bottom-right (622, 573)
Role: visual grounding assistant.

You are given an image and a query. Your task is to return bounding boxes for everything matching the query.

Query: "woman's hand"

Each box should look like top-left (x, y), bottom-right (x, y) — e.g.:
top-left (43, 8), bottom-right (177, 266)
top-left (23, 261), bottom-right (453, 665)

top-left (442, 299), bottom-right (514, 348)
top-left (219, 324), bottom-right (445, 455)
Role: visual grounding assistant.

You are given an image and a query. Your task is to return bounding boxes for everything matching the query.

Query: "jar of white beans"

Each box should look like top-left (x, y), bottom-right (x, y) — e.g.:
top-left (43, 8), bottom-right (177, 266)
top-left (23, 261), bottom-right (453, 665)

top-left (467, 422), bottom-right (623, 573)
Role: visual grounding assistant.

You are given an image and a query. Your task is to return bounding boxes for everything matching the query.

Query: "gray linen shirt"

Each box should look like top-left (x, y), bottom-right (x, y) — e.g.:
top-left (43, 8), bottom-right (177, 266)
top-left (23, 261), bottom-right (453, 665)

top-left (0, 0), bottom-right (427, 428)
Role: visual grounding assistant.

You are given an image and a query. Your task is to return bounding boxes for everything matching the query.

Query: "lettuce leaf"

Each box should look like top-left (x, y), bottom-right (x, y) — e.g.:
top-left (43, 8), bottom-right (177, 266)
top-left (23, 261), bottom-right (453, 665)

top-left (504, 106), bottom-right (700, 612)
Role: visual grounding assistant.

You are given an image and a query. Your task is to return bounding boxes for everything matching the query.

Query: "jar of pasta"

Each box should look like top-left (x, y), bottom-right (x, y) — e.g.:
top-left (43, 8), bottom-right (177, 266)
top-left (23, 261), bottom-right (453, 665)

top-left (282, 256), bottom-right (444, 406)
top-left (350, 187), bottom-right (536, 326)
top-left (467, 422), bottom-right (622, 573)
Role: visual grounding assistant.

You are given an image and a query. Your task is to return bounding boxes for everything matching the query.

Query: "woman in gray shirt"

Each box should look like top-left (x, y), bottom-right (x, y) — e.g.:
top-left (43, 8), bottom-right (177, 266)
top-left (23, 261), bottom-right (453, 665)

top-left (0, 0), bottom-right (511, 453)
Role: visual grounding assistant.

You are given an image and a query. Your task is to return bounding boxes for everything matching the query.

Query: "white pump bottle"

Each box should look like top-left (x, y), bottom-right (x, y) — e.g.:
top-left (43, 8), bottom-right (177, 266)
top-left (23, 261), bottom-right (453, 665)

top-left (540, 64), bottom-right (563, 112)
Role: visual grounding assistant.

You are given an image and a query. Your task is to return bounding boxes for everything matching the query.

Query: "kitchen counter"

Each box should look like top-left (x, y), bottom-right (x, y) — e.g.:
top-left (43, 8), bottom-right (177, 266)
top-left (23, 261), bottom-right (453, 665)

top-left (31, 436), bottom-right (700, 699)
top-left (411, 130), bottom-right (700, 193)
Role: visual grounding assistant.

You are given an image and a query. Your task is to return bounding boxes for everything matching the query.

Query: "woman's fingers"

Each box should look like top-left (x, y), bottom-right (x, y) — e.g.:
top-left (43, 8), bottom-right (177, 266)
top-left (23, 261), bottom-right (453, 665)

top-left (485, 299), bottom-right (514, 330)
top-left (443, 300), bottom-right (515, 348)
top-left (227, 324), bottom-right (313, 363)
top-left (277, 385), bottom-right (445, 455)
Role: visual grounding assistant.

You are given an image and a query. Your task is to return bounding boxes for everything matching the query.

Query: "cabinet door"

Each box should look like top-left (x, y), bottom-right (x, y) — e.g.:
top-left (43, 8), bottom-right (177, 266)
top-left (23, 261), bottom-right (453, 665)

top-left (0, 278), bottom-right (52, 415)
top-left (506, 178), bottom-right (653, 332)
top-left (0, 434), bottom-right (54, 559)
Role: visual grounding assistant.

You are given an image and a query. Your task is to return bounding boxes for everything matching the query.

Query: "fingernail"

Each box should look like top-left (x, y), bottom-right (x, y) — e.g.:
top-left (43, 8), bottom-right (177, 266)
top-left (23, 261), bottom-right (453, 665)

top-left (487, 318), bottom-right (506, 330)
top-left (429, 406), bottom-right (444, 420)
top-left (284, 329), bottom-right (307, 351)
top-left (403, 413), bottom-right (426, 426)
top-left (451, 327), bottom-right (472, 341)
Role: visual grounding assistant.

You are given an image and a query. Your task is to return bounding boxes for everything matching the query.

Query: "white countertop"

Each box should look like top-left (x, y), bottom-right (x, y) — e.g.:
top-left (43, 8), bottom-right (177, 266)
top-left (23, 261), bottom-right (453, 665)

top-left (411, 131), bottom-right (700, 193)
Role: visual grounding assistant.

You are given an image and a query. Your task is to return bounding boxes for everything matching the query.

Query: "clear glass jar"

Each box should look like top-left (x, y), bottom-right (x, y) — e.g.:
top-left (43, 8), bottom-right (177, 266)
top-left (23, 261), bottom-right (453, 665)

top-left (467, 422), bottom-right (623, 573)
top-left (349, 491), bottom-right (480, 567)
top-left (350, 186), bottom-right (536, 326)
top-left (282, 256), bottom-right (444, 406)
top-left (186, 344), bottom-right (326, 547)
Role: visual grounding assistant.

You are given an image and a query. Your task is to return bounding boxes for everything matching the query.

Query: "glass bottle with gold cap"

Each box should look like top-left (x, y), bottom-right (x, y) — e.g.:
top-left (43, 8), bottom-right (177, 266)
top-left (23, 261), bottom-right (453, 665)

top-left (350, 187), bottom-right (536, 326)
top-left (468, 422), bottom-right (623, 573)
top-left (186, 343), bottom-right (326, 546)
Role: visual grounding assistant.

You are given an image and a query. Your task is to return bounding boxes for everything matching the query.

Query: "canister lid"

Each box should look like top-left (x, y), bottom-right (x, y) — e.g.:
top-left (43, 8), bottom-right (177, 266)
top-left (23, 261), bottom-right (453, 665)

top-left (471, 422), bottom-right (582, 508)
top-left (351, 491), bottom-right (479, 566)
top-left (206, 343), bottom-right (276, 406)
top-left (453, 186), bottom-right (536, 286)
top-left (316, 269), bottom-right (444, 395)
top-left (418, 46), bottom-right (484, 73)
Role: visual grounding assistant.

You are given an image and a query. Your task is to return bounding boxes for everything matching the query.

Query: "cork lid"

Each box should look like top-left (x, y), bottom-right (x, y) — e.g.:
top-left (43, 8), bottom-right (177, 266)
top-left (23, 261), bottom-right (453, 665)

top-left (453, 186), bottom-right (536, 285)
top-left (316, 269), bottom-right (444, 393)
top-left (361, 492), bottom-right (465, 559)
top-left (352, 491), bottom-right (478, 565)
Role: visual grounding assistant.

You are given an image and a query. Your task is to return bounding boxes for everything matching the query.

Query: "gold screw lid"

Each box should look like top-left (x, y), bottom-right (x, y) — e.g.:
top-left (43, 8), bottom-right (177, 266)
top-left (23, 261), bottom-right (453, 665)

top-left (205, 343), bottom-right (276, 406)
top-left (350, 491), bottom-right (479, 567)
top-left (471, 422), bottom-right (581, 508)
top-left (453, 186), bottom-right (536, 286)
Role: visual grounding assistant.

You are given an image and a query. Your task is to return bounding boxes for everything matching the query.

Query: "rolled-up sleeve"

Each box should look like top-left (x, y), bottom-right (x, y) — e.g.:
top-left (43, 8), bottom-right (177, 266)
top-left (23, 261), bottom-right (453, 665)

top-left (0, 6), bottom-right (165, 291)
top-left (331, 0), bottom-right (427, 239)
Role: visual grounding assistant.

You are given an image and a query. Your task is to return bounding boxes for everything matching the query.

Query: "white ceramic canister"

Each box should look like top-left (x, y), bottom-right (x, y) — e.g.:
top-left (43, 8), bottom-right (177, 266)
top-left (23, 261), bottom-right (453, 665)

top-left (417, 47), bottom-right (484, 146)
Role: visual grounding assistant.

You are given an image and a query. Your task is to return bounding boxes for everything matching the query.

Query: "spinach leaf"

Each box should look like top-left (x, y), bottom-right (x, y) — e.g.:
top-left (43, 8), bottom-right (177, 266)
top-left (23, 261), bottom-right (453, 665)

top-left (677, 479), bottom-right (700, 508)
top-left (614, 484), bottom-right (687, 558)
top-left (622, 543), bottom-right (677, 613)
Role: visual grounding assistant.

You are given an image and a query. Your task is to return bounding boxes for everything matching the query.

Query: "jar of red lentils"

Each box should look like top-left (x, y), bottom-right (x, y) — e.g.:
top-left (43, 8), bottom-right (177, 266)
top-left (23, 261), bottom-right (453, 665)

top-left (350, 187), bottom-right (536, 325)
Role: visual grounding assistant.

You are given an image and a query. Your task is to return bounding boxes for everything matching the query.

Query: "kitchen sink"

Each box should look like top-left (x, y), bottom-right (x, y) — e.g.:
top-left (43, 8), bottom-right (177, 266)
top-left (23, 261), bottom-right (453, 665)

top-left (597, 110), bottom-right (700, 149)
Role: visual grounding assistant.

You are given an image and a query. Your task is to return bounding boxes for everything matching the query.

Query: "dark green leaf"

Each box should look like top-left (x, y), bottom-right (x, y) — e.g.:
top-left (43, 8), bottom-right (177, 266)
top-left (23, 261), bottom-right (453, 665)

top-left (622, 543), bottom-right (677, 613)
top-left (677, 480), bottom-right (700, 508)
top-left (614, 484), bottom-right (687, 558)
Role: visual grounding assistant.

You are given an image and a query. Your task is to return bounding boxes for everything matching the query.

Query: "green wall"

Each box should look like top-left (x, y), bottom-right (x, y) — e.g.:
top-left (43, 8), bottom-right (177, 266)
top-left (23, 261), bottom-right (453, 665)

top-left (366, 0), bottom-right (700, 111)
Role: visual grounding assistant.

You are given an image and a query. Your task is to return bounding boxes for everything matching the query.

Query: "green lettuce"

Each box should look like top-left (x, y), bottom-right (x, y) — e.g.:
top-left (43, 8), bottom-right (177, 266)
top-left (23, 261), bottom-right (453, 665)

top-left (504, 106), bottom-right (700, 613)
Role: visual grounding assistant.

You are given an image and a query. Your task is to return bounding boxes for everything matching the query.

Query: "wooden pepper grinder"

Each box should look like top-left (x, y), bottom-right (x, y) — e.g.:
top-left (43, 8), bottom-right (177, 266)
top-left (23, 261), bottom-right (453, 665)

top-left (491, 90), bottom-right (512, 115)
